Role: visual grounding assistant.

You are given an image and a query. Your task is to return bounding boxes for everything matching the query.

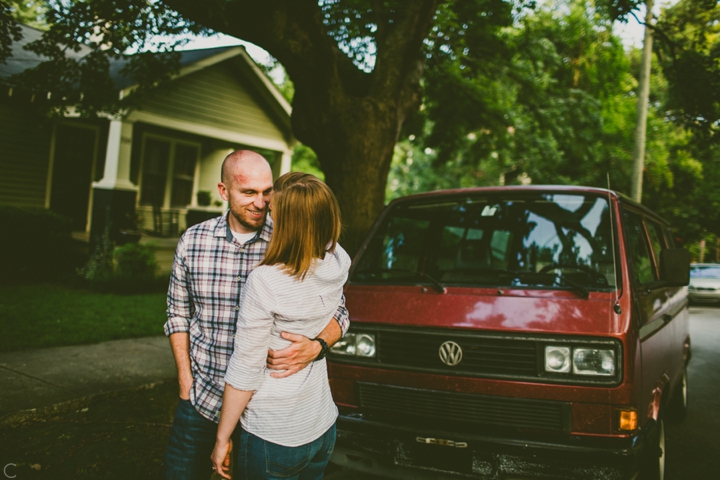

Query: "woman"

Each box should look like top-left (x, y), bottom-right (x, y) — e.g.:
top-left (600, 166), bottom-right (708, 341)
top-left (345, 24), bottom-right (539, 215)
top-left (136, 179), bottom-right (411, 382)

top-left (211, 173), bottom-right (350, 479)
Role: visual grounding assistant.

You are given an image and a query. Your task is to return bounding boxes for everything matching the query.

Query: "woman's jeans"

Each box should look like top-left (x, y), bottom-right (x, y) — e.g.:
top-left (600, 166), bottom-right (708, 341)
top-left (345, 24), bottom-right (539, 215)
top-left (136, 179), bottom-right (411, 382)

top-left (235, 423), bottom-right (336, 480)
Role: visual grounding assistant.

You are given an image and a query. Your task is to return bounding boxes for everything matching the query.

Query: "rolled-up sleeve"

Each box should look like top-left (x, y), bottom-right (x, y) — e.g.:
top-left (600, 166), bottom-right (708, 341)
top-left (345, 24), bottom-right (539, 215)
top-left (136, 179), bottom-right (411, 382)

top-left (164, 236), bottom-right (192, 336)
top-left (224, 271), bottom-right (276, 392)
top-left (334, 294), bottom-right (349, 336)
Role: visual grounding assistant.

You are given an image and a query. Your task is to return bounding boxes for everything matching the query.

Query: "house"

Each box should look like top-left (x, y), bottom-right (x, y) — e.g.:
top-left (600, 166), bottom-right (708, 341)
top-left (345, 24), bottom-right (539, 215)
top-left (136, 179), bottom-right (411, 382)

top-left (0, 25), bottom-right (294, 244)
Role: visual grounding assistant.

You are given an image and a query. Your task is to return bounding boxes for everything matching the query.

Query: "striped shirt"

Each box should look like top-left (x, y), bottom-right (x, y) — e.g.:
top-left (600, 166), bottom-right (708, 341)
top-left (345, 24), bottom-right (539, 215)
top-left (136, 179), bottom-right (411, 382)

top-left (164, 212), bottom-right (349, 423)
top-left (224, 245), bottom-right (352, 446)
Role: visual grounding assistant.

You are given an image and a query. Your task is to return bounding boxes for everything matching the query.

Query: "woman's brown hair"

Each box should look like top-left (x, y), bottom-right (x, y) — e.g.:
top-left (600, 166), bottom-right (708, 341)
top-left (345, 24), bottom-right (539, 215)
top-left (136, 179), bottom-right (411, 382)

top-left (260, 173), bottom-right (342, 280)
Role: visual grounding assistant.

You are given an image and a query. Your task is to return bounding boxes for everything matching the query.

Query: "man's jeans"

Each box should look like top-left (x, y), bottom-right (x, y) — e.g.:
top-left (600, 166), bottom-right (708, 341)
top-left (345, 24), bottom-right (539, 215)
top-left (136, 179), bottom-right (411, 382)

top-left (235, 423), bottom-right (336, 480)
top-left (164, 398), bottom-right (238, 480)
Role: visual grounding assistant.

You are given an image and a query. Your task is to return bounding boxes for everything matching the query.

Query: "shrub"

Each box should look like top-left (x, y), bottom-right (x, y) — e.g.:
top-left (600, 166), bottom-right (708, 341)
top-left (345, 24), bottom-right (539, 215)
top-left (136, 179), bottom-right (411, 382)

top-left (114, 242), bottom-right (157, 281)
top-left (78, 238), bottom-right (165, 294)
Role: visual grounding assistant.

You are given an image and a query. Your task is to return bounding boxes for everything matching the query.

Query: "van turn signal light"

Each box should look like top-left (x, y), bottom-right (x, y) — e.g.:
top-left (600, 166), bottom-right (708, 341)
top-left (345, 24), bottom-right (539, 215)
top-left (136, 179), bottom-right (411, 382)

top-left (618, 410), bottom-right (637, 431)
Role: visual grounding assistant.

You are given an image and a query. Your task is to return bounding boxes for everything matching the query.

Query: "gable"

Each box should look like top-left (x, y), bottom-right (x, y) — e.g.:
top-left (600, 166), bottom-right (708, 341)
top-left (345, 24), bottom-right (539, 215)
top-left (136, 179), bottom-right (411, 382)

top-left (138, 59), bottom-right (289, 145)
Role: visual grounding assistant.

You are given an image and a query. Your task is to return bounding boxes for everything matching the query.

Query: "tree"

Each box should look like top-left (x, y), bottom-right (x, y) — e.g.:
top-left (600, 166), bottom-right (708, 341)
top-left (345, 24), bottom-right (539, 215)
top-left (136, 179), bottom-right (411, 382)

top-left (654, 0), bottom-right (720, 140)
top-left (1, 0), bottom-right (516, 253)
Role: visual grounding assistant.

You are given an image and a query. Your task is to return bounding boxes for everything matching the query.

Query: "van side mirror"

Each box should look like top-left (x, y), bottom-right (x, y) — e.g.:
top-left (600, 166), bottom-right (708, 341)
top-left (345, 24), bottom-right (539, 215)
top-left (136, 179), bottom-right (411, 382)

top-left (659, 249), bottom-right (690, 286)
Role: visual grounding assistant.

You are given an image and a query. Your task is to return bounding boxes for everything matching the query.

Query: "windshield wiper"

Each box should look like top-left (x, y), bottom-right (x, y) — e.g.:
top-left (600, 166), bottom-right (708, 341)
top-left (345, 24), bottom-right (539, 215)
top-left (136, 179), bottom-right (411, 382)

top-left (365, 269), bottom-right (446, 294)
top-left (551, 275), bottom-right (589, 299)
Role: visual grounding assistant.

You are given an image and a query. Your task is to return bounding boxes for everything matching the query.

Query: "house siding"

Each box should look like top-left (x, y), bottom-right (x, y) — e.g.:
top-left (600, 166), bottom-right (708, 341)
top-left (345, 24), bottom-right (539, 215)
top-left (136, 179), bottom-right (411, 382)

top-left (140, 61), bottom-right (286, 143)
top-left (0, 102), bottom-right (52, 208)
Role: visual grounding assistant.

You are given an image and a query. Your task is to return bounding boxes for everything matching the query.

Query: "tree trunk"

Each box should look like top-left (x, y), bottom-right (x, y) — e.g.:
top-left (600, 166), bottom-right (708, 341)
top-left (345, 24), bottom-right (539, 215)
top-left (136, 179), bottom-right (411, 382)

top-left (296, 95), bottom-right (403, 255)
top-left (165, 0), bottom-right (436, 254)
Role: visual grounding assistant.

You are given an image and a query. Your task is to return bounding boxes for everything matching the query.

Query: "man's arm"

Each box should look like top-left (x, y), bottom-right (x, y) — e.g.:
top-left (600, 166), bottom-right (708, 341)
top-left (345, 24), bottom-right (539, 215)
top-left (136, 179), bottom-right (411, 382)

top-left (165, 237), bottom-right (194, 399)
top-left (169, 332), bottom-right (193, 400)
top-left (266, 317), bottom-right (342, 378)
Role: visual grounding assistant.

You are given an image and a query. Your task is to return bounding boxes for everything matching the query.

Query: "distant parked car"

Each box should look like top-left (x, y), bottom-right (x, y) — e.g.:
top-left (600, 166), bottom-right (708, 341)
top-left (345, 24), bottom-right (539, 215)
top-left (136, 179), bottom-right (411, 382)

top-left (689, 264), bottom-right (720, 304)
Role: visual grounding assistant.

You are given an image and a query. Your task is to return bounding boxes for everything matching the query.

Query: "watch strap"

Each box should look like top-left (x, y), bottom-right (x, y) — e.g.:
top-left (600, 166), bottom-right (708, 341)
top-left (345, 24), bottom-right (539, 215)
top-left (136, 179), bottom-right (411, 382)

top-left (313, 337), bottom-right (329, 361)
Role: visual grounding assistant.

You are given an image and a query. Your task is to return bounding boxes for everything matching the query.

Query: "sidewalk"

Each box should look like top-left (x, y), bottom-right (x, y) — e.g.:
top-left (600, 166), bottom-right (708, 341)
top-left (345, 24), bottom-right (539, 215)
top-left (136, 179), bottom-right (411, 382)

top-left (0, 336), bottom-right (177, 424)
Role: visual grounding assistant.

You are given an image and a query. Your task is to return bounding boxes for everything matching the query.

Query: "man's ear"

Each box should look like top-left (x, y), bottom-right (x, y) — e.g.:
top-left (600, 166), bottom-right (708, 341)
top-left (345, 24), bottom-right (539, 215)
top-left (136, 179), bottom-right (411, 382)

top-left (218, 182), bottom-right (229, 201)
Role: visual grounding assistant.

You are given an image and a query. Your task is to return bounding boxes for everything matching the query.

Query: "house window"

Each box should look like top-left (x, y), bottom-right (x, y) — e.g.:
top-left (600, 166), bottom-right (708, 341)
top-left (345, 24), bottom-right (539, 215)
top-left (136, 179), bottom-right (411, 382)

top-left (140, 136), bottom-right (199, 208)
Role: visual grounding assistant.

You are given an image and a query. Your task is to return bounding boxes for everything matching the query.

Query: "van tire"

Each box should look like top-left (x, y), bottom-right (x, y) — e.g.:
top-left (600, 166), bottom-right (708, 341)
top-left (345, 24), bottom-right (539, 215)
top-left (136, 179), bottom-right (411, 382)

top-left (639, 418), bottom-right (665, 480)
top-left (667, 367), bottom-right (688, 422)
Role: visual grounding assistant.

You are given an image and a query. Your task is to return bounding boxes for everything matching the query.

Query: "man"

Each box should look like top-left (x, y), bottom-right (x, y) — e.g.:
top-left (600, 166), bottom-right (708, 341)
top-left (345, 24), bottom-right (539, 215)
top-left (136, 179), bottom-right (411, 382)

top-left (163, 151), bottom-right (348, 479)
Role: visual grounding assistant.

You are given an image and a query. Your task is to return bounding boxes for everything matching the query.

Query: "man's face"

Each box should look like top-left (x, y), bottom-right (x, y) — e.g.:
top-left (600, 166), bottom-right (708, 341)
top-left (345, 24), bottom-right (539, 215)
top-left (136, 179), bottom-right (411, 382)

top-left (218, 162), bottom-right (274, 234)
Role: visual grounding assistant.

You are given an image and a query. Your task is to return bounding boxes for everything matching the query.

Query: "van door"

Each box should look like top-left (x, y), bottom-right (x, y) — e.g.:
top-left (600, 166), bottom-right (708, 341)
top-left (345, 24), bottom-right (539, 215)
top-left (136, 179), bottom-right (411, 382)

top-left (624, 210), bottom-right (672, 421)
top-left (645, 218), bottom-right (688, 392)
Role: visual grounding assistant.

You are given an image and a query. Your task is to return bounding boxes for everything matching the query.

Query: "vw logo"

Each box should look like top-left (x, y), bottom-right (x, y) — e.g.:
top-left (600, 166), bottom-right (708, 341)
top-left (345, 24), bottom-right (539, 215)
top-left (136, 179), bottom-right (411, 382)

top-left (439, 341), bottom-right (463, 366)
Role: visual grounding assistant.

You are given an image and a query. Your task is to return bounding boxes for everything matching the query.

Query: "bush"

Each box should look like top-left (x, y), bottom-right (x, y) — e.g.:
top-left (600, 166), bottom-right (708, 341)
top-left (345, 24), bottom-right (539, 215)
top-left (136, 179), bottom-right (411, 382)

top-left (0, 206), bottom-right (78, 284)
top-left (78, 239), bottom-right (165, 294)
top-left (114, 242), bottom-right (157, 281)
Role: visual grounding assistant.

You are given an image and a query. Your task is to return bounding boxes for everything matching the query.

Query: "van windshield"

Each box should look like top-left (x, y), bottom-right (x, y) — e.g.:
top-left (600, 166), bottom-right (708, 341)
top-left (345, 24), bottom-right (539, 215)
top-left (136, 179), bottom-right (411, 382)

top-left (352, 192), bottom-right (617, 292)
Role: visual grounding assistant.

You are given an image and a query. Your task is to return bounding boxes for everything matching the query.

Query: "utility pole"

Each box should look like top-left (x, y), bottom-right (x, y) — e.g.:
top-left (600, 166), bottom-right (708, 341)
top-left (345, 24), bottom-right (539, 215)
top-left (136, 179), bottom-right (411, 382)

top-left (630, 0), bottom-right (654, 203)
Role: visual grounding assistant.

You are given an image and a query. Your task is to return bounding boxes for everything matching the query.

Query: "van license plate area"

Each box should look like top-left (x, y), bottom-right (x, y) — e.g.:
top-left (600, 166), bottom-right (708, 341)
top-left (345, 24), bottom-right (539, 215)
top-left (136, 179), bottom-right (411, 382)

top-left (394, 438), bottom-right (478, 475)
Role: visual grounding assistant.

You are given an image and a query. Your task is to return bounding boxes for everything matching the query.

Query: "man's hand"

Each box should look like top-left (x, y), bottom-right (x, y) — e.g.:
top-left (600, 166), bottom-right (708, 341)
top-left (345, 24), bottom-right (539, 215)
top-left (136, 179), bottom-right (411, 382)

top-left (266, 318), bottom-right (343, 378)
top-left (267, 332), bottom-right (321, 379)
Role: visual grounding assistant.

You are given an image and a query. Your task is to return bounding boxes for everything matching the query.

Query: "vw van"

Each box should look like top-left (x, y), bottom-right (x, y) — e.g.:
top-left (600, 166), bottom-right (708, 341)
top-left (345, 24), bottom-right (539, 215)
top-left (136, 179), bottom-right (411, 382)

top-left (328, 186), bottom-right (690, 480)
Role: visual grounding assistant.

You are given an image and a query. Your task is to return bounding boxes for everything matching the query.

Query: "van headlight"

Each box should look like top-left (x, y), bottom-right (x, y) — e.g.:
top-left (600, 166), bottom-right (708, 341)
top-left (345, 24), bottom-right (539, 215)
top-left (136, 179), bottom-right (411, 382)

top-left (573, 348), bottom-right (615, 376)
top-left (545, 346), bottom-right (571, 373)
top-left (544, 345), bottom-right (616, 377)
top-left (330, 333), bottom-right (376, 358)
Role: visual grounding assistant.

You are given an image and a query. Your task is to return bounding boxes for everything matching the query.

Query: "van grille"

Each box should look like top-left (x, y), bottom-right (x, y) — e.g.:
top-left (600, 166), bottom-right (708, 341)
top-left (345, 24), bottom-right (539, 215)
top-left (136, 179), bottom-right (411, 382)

top-left (377, 331), bottom-right (538, 377)
top-left (358, 382), bottom-right (570, 432)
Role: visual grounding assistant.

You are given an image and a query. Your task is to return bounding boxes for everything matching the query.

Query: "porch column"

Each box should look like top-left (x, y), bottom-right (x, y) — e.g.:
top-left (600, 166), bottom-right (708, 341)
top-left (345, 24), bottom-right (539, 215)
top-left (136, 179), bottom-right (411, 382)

top-left (280, 149), bottom-right (293, 175)
top-left (90, 118), bottom-right (139, 247)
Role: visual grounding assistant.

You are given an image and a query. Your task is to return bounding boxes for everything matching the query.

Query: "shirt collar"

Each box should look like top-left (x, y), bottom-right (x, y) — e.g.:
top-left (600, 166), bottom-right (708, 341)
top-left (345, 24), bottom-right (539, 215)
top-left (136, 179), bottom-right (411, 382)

top-left (214, 211), bottom-right (273, 244)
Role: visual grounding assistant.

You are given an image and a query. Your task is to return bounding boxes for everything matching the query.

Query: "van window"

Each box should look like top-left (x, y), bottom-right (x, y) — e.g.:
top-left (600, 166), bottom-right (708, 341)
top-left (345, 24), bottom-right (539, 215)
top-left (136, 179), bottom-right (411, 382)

top-left (624, 212), bottom-right (657, 285)
top-left (645, 220), bottom-right (666, 265)
top-left (353, 193), bottom-right (617, 291)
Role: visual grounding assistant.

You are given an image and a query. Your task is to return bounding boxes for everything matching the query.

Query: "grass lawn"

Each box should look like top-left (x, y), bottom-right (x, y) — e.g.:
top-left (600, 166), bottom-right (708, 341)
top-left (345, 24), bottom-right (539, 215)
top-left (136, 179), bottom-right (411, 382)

top-left (0, 283), bottom-right (167, 352)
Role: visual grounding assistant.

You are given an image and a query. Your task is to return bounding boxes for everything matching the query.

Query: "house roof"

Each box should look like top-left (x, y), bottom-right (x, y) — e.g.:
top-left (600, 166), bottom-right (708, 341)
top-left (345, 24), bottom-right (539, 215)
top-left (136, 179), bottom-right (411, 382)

top-left (1, 24), bottom-right (291, 120)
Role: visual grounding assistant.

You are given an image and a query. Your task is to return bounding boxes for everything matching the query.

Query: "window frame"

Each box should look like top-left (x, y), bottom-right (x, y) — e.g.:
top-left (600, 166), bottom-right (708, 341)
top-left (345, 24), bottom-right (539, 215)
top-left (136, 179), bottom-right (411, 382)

top-left (622, 208), bottom-right (665, 288)
top-left (137, 133), bottom-right (201, 209)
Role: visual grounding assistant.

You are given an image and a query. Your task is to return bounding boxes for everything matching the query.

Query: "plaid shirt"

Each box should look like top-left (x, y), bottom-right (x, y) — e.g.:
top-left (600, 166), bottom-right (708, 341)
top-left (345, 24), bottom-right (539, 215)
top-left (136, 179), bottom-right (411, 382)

top-left (164, 212), bottom-right (350, 423)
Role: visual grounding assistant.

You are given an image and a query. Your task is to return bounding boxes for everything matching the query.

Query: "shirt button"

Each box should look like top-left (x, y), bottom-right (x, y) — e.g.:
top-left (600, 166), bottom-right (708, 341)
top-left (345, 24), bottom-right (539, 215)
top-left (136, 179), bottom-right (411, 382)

top-left (235, 305), bottom-right (239, 311)
top-left (239, 248), bottom-right (245, 253)
top-left (237, 276), bottom-right (241, 281)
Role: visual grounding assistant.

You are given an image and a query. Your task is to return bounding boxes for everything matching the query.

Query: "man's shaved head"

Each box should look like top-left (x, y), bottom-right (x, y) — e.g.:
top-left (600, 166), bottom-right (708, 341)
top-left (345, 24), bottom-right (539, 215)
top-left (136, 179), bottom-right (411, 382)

top-left (217, 150), bottom-right (274, 234)
top-left (221, 150), bottom-right (272, 184)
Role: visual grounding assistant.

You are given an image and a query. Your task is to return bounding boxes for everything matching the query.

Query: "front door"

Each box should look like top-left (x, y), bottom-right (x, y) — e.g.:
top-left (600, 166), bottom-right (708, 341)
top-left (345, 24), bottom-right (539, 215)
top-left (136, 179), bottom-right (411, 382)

top-left (50, 125), bottom-right (97, 231)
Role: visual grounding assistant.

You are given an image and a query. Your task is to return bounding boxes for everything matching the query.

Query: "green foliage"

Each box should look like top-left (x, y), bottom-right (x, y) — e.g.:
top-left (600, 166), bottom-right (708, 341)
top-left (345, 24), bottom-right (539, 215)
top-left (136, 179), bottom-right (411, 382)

top-left (113, 242), bottom-right (158, 282)
top-left (78, 231), bottom-right (162, 293)
top-left (6, 0), bottom-right (47, 29)
top-left (655, 0), bottom-right (720, 140)
top-left (388, 0), bottom-right (718, 245)
top-left (0, 283), bottom-right (166, 352)
top-left (0, 206), bottom-right (78, 284)
top-left (291, 144), bottom-right (325, 181)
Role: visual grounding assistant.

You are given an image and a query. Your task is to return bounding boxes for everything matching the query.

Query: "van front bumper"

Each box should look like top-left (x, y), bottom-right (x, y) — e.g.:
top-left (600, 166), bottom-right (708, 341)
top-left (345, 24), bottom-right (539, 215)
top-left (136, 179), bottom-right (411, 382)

top-left (332, 412), bottom-right (654, 480)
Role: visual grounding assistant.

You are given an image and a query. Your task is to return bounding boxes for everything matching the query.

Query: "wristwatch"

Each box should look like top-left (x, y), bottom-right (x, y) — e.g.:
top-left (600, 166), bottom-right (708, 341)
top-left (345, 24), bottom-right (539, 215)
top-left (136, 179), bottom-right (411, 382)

top-left (312, 337), bottom-right (329, 361)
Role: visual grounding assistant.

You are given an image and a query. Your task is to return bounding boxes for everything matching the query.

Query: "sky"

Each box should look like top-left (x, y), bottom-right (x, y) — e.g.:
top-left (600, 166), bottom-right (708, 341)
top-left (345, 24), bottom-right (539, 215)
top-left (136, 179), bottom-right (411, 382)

top-left (613, 0), bottom-right (681, 49)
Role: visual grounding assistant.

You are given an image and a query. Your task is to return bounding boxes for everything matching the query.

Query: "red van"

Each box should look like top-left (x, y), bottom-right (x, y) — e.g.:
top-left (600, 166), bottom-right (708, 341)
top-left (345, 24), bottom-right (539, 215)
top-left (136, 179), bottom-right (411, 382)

top-left (328, 186), bottom-right (690, 480)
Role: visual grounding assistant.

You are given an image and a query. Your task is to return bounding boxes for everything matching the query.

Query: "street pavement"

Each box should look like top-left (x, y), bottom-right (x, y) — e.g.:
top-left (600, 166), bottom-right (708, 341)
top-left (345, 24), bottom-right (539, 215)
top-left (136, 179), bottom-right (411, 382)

top-left (0, 336), bottom-right (176, 424)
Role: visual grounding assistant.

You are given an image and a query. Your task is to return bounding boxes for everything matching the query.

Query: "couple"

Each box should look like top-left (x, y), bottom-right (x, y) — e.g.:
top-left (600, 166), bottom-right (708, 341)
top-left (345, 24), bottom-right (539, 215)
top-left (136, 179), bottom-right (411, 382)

top-left (164, 150), bottom-right (351, 480)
